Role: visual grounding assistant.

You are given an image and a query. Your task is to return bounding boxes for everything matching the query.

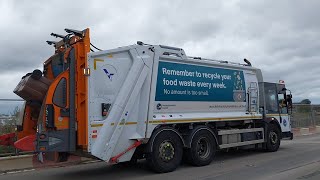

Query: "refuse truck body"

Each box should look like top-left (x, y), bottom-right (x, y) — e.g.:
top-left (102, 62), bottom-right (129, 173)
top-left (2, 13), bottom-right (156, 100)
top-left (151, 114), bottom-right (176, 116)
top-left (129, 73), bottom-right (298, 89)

top-left (8, 28), bottom-right (293, 173)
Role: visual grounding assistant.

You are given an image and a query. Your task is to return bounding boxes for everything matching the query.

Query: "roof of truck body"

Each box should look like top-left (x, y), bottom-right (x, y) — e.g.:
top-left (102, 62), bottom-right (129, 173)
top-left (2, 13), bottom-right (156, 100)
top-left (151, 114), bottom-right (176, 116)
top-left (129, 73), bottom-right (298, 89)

top-left (88, 44), bottom-right (261, 72)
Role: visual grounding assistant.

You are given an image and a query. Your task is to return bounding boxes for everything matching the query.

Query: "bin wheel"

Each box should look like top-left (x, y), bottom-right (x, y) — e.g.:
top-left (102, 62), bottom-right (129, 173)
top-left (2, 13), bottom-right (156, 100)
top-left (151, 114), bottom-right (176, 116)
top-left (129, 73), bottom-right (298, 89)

top-left (31, 69), bottom-right (42, 80)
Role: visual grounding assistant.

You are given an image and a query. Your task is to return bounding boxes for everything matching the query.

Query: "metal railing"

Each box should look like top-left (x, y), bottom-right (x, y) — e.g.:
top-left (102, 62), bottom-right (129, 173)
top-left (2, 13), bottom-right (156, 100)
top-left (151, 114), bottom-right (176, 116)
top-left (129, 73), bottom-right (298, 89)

top-left (291, 104), bottom-right (320, 128)
top-left (0, 99), bottom-right (24, 156)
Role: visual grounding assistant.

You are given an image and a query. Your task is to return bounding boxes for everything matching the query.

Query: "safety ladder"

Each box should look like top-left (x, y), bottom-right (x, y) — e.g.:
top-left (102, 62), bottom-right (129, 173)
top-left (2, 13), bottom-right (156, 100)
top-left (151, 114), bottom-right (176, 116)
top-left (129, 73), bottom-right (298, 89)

top-left (248, 82), bottom-right (258, 112)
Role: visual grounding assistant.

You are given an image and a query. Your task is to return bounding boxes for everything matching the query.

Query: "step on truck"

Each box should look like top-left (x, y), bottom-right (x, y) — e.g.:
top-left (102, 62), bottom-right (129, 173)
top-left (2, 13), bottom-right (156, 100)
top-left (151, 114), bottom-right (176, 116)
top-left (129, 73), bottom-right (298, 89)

top-left (4, 28), bottom-right (293, 173)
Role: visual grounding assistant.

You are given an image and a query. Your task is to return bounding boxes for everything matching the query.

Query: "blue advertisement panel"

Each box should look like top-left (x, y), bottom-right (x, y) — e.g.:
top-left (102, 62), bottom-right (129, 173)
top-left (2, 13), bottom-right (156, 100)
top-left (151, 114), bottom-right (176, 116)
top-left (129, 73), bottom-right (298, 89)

top-left (155, 61), bottom-right (246, 102)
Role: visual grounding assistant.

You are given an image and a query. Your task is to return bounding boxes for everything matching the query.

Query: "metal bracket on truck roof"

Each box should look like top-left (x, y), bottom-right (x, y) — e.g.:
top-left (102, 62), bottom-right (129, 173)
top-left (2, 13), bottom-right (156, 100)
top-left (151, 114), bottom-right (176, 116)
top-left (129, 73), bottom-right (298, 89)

top-left (159, 45), bottom-right (183, 51)
top-left (137, 42), bottom-right (184, 52)
top-left (137, 42), bottom-right (187, 59)
top-left (157, 45), bottom-right (187, 59)
top-left (188, 56), bottom-right (251, 67)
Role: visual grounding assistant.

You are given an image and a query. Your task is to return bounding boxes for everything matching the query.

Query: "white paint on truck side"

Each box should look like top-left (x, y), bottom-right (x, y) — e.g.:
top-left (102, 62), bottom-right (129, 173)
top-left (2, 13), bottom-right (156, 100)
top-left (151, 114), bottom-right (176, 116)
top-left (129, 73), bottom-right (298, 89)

top-left (88, 46), bottom-right (153, 162)
top-left (267, 114), bottom-right (292, 133)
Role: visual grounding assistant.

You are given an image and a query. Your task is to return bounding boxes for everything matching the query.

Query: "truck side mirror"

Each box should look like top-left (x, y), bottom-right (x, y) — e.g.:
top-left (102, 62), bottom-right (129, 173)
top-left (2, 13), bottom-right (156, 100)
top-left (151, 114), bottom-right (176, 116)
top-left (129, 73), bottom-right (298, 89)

top-left (288, 101), bottom-right (293, 109)
top-left (286, 95), bottom-right (293, 115)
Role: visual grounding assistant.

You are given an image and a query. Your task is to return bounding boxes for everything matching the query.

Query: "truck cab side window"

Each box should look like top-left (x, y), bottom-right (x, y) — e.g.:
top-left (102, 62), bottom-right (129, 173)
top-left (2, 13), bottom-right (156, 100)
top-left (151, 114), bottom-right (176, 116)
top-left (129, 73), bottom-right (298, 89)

top-left (264, 83), bottom-right (279, 114)
top-left (53, 78), bottom-right (67, 108)
top-left (278, 94), bottom-right (288, 114)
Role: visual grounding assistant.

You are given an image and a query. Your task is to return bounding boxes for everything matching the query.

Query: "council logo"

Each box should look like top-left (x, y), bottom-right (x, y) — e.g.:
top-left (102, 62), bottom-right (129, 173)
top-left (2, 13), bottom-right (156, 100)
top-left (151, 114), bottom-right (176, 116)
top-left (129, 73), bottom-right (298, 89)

top-left (103, 64), bottom-right (117, 81)
top-left (283, 119), bottom-right (287, 127)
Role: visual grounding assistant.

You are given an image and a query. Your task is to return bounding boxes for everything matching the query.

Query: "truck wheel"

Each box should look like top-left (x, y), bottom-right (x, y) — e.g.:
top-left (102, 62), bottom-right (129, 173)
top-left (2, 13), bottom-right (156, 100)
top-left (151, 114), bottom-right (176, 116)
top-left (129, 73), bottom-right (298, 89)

top-left (147, 130), bottom-right (183, 173)
top-left (186, 130), bottom-right (216, 166)
top-left (265, 124), bottom-right (281, 152)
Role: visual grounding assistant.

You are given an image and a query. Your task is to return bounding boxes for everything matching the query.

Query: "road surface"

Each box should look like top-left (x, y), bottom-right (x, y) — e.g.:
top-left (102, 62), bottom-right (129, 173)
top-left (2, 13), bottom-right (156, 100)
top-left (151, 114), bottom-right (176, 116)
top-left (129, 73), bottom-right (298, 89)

top-left (1, 134), bottom-right (320, 180)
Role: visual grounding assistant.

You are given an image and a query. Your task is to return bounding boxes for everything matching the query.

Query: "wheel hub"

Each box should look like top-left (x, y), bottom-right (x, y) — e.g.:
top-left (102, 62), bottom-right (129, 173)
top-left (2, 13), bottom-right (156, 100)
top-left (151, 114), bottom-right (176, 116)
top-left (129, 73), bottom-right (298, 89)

top-left (159, 141), bottom-right (175, 162)
top-left (269, 131), bottom-right (278, 145)
top-left (196, 137), bottom-right (210, 159)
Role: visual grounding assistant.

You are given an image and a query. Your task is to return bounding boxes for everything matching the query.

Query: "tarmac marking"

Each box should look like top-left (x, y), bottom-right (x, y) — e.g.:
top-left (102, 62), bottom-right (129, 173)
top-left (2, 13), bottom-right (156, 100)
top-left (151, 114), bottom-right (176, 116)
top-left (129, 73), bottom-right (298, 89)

top-left (0, 168), bottom-right (35, 176)
top-left (81, 160), bottom-right (101, 164)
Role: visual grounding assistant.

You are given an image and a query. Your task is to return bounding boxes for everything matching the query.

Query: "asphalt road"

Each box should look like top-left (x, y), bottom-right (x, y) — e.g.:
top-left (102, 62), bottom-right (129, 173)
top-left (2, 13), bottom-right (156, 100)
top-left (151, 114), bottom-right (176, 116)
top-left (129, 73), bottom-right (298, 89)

top-left (1, 134), bottom-right (320, 180)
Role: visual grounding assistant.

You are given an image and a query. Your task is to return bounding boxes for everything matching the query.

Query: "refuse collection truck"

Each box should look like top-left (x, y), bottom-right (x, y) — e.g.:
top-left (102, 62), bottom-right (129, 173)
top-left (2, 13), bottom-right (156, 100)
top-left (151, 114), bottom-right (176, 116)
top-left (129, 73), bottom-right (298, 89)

top-left (4, 28), bottom-right (293, 173)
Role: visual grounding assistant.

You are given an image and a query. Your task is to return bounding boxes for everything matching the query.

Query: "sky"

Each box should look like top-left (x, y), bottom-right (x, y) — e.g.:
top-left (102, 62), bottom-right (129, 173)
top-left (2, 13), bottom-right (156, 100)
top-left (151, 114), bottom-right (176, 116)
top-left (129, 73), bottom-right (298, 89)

top-left (0, 0), bottom-right (319, 106)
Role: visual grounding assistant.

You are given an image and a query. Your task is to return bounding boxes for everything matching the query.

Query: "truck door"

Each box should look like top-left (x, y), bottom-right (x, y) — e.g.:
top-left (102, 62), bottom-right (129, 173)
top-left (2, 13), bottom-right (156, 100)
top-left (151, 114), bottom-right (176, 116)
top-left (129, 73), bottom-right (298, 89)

top-left (264, 83), bottom-right (292, 136)
top-left (278, 92), bottom-right (291, 133)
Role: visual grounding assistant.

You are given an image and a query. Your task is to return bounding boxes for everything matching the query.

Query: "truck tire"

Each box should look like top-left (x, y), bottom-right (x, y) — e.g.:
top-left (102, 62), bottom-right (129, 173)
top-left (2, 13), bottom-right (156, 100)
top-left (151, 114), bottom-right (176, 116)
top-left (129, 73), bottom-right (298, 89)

top-left (186, 130), bottom-right (216, 166)
top-left (147, 130), bottom-right (183, 173)
top-left (265, 123), bottom-right (281, 152)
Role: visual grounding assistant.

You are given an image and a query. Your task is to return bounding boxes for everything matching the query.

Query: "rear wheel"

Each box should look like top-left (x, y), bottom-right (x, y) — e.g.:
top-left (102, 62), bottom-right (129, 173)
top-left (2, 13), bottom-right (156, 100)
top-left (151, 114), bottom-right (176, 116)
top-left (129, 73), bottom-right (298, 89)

top-left (186, 130), bottom-right (216, 166)
top-left (265, 124), bottom-right (281, 152)
top-left (147, 130), bottom-right (183, 173)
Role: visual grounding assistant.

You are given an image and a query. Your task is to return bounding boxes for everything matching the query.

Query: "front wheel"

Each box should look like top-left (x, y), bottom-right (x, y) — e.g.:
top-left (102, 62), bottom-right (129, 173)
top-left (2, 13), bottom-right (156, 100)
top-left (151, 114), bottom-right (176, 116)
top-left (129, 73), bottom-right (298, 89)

top-left (265, 124), bottom-right (281, 152)
top-left (147, 130), bottom-right (183, 173)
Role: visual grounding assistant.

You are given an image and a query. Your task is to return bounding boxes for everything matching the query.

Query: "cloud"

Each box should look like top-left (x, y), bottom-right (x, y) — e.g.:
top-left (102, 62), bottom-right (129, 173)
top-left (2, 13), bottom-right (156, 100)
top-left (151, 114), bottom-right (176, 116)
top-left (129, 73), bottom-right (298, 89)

top-left (0, 0), bottom-right (319, 103)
